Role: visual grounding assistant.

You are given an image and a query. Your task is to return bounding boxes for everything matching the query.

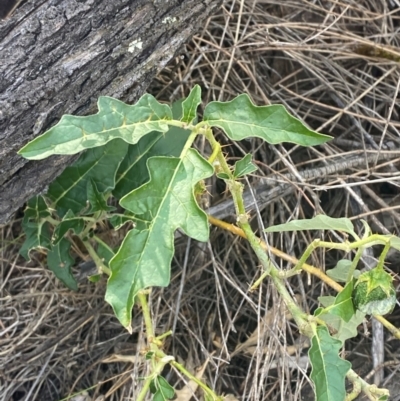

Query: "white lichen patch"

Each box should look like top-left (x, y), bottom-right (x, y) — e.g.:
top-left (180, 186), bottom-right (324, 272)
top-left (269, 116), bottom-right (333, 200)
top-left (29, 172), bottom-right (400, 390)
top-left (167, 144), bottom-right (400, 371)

top-left (128, 39), bottom-right (143, 53)
top-left (162, 16), bottom-right (177, 24)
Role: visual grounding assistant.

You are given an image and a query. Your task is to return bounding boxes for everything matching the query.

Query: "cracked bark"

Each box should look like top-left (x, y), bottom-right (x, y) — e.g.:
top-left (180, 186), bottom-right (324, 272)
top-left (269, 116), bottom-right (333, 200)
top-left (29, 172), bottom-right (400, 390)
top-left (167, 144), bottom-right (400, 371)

top-left (0, 0), bottom-right (222, 223)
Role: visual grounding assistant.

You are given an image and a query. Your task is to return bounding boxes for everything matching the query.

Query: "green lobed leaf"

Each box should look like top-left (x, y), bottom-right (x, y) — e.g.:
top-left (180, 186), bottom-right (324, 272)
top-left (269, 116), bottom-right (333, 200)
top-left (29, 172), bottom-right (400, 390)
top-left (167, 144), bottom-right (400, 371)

top-left (317, 293), bottom-right (365, 342)
top-left (18, 95), bottom-right (173, 159)
top-left (318, 308), bottom-right (365, 343)
top-left (326, 259), bottom-right (353, 283)
top-left (113, 120), bottom-right (190, 199)
top-left (105, 149), bottom-right (214, 329)
top-left (20, 196), bottom-right (52, 260)
top-left (47, 139), bottom-right (128, 217)
top-left (233, 154), bottom-right (258, 178)
top-left (52, 210), bottom-right (85, 245)
top-left (181, 84), bottom-right (202, 124)
top-left (265, 215), bottom-right (358, 239)
top-left (47, 238), bottom-right (78, 291)
top-left (309, 326), bottom-right (351, 401)
top-left (203, 94), bottom-right (332, 146)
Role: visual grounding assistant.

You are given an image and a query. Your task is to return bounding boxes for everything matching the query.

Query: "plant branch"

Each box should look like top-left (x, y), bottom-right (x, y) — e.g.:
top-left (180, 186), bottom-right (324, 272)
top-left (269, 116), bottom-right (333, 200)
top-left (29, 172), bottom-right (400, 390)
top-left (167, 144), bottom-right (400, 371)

top-left (136, 292), bottom-right (221, 400)
top-left (207, 215), bottom-right (400, 340)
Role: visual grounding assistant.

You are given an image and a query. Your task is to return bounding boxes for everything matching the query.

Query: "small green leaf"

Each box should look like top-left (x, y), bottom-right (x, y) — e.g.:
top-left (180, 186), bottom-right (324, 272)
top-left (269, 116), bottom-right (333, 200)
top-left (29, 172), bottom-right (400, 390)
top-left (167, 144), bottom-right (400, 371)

top-left (325, 281), bottom-right (355, 322)
top-left (265, 215), bottom-right (358, 239)
top-left (47, 139), bottom-right (128, 217)
top-left (106, 149), bottom-right (214, 329)
top-left (86, 179), bottom-right (115, 213)
top-left (309, 326), bottom-right (351, 401)
top-left (52, 210), bottom-right (85, 245)
top-left (47, 238), bottom-right (78, 290)
top-left (156, 376), bottom-right (175, 399)
top-left (326, 260), bottom-right (353, 283)
top-left (181, 84), bottom-right (201, 124)
top-left (150, 376), bottom-right (175, 400)
top-left (233, 154), bottom-right (258, 178)
top-left (19, 95), bottom-right (173, 159)
top-left (203, 94), bottom-right (331, 147)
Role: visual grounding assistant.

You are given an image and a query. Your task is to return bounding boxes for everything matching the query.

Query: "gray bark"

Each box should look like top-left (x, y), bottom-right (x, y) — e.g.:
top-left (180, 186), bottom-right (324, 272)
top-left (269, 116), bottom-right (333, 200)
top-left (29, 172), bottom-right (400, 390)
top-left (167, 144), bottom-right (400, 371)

top-left (0, 0), bottom-right (222, 223)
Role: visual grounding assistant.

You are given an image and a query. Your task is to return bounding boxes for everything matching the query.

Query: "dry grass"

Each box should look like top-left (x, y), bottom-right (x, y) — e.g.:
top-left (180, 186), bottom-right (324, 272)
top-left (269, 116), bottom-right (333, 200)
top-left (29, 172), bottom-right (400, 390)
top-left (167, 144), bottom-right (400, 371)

top-left (2, 0), bottom-right (400, 400)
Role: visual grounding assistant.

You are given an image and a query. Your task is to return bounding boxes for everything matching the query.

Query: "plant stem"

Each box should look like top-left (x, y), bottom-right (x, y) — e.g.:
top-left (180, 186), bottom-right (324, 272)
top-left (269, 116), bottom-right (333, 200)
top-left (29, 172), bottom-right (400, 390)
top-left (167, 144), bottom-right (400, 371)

top-left (135, 291), bottom-right (159, 401)
top-left (377, 241), bottom-right (391, 270)
top-left (155, 330), bottom-right (173, 342)
top-left (269, 269), bottom-right (310, 333)
top-left (137, 291), bottom-right (155, 343)
top-left (136, 376), bottom-right (153, 401)
top-left (347, 247), bottom-right (363, 283)
top-left (83, 240), bottom-right (111, 275)
top-left (283, 235), bottom-right (393, 278)
top-left (44, 215), bottom-right (60, 226)
top-left (204, 127), bottom-right (232, 175)
top-left (136, 291), bottom-right (222, 400)
top-left (169, 360), bottom-right (222, 401)
top-left (180, 125), bottom-right (202, 159)
top-left (208, 141), bottom-right (221, 165)
top-left (221, 173), bottom-right (309, 331)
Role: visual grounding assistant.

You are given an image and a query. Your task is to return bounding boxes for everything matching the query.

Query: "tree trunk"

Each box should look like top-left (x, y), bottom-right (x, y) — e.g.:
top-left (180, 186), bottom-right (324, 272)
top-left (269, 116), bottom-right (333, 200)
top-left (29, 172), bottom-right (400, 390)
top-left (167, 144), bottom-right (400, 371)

top-left (0, 0), bottom-right (222, 223)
